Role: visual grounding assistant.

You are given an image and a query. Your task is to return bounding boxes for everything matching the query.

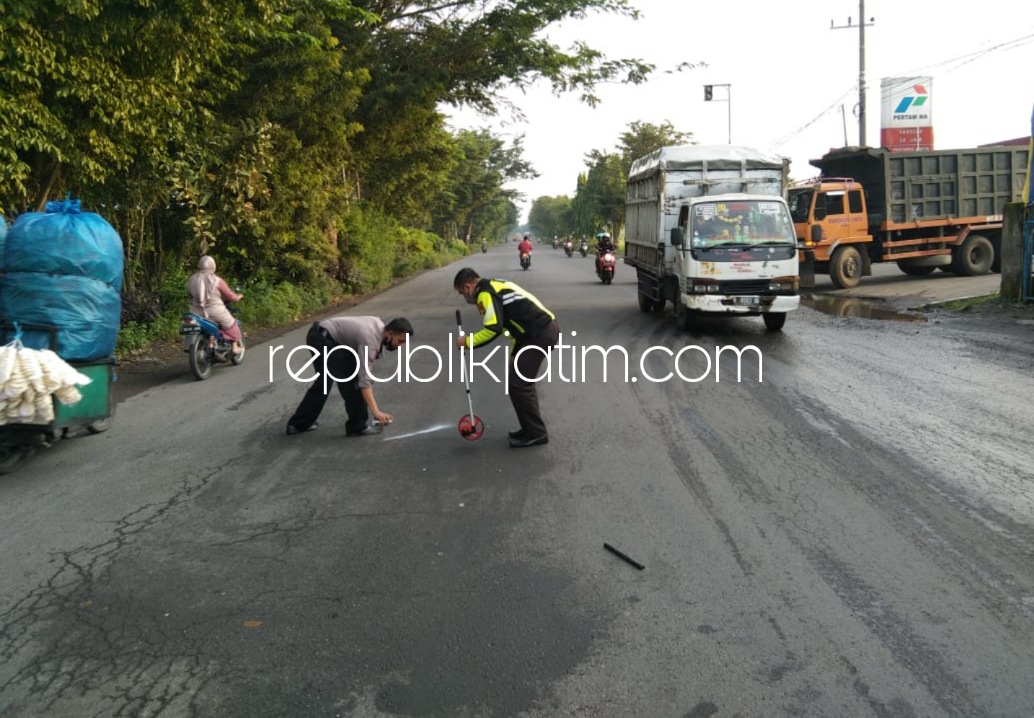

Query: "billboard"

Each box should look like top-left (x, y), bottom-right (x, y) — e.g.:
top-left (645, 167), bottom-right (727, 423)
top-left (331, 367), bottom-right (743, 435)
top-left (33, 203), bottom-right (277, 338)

top-left (880, 77), bottom-right (934, 152)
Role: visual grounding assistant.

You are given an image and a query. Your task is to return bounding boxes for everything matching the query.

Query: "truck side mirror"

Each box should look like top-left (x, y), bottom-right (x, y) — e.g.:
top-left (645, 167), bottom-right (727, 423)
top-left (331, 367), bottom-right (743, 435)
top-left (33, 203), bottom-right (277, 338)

top-left (810, 225), bottom-right (823, 243)
top-left (671, 227), bottom-right (684, 246)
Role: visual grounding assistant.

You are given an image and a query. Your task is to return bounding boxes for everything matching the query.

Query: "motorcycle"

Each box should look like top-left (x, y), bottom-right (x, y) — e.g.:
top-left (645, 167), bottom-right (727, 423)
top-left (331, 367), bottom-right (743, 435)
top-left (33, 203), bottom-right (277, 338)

top-left (179, 304), bottom-right (245, 380)
top-left (579, 239), bottom-right (588, 257)
top-left (596, 250), bottom-right (617, 284)
top-left (481, 243), bottom-right (488, 254)
top-left (552, 237), bottom-right (559, 250)
top-left (520, 252), bottom-right (531, 271)
top-left (564, 241), bottom-right (574, 258)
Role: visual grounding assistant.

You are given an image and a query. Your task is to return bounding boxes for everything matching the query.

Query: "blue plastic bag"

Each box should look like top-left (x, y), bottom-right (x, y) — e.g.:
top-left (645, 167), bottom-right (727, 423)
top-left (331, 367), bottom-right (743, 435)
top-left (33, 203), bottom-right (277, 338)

top-left (0, 199), bottom-right (124, 360)
top-left (0, 273), bottom-right (120, 359)
top-left (4, 199), bottom-right (123, 290)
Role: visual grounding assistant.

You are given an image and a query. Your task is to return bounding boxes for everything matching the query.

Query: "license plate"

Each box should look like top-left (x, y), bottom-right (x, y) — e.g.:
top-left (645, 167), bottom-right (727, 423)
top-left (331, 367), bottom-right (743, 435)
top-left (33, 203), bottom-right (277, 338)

top-left (179, 326), bottom-right (200, 335)
top-left (733, 296), bottom-right (759, 307)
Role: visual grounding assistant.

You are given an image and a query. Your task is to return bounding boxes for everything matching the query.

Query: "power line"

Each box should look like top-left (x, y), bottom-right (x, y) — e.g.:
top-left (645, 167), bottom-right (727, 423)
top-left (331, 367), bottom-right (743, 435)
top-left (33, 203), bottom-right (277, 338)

top-left (877, 30), bottom-right (1034, 99)
top-left (772, 87), bottom-right (856, 149)
top-left (774, 27), bottom-right (1034, 149)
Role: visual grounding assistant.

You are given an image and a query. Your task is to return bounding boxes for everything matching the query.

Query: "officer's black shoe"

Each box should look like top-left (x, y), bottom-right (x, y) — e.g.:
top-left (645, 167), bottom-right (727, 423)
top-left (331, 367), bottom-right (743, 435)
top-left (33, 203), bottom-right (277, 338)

top-left (286, 422), bottom-right (318, 435)
top-left (508, 428), bottom-right (526, 439)
top-left (509, 434), bottom-right (548, 448)
top-left (346, 423), bottom-right (383, 437)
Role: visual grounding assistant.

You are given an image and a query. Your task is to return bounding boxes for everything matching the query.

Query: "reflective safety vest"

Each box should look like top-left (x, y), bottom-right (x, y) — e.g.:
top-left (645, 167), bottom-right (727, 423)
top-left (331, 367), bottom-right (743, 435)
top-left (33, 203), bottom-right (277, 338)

top-left (468, 278), bottom-right (555, 348)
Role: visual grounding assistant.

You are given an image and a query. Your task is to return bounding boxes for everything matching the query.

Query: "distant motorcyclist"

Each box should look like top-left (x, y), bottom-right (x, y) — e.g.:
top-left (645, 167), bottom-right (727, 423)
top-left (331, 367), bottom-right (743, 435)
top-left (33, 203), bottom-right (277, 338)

top-left (517, 234), bottom-right (534, 257)
top-left (595, 233), bottom-right (616, 270)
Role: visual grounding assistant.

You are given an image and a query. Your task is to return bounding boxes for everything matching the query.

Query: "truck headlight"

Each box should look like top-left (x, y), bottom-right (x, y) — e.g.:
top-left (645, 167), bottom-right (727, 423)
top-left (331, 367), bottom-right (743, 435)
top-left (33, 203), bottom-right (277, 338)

top-left (767, 278), bottom-right (799, 292)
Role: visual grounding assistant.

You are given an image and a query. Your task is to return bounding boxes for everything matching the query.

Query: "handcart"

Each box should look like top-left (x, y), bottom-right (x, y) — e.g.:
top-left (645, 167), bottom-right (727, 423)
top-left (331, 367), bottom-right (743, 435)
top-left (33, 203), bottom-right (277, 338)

top-left (0, 322), bottom-right (116, 474)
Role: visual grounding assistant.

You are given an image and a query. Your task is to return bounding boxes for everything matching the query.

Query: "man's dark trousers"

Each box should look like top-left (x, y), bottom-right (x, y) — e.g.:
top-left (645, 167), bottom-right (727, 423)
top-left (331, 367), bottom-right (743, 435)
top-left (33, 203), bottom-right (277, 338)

top-left (287, 324), bottom-right (369, 433)
top-left (509, 320), bottom-right (560, 438)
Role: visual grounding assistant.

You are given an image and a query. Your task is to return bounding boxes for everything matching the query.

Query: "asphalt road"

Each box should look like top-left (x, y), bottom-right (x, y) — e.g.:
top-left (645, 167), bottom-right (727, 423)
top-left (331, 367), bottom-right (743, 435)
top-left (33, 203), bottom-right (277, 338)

top-left (1, 245), bottom-right (1033, 717)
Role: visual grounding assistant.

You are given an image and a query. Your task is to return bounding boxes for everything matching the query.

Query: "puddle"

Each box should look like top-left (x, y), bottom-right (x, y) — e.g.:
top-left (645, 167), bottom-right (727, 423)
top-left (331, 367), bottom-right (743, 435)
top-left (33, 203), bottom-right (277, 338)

top-left (801, 294), bottom-right (926, 322)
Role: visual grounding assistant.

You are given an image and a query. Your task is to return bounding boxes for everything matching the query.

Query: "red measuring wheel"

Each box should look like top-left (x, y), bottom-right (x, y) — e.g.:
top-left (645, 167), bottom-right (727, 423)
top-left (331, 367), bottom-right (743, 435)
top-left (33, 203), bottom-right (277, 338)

top-left (457, 414), bottom-right (485, 441)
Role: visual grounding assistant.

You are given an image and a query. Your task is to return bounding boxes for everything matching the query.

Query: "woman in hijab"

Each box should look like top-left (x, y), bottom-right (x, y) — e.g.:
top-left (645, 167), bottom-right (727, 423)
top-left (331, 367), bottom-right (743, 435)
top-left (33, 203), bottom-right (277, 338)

top-left (186, 255), bottom-right (244, 356)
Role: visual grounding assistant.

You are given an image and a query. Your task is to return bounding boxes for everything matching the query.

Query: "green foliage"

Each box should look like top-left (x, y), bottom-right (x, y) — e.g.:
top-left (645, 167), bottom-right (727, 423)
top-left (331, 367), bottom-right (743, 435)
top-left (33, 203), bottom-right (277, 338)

top-left (619, 121), bottom-right (694, 174)
top-left (0, 0), bottom-right (694, 360)
top-left (529, 195), bottom-right (575, 238)
top-left (571, 120), bottom-right (695, 238)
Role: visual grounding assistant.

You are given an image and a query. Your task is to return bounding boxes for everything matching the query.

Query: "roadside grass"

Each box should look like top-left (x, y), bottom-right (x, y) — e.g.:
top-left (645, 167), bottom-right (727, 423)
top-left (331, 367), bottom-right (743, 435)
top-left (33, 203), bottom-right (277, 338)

top-left (920, 292), bottom-right (1034, 318)
top-left (922, 293), bottom-right (1002, 312)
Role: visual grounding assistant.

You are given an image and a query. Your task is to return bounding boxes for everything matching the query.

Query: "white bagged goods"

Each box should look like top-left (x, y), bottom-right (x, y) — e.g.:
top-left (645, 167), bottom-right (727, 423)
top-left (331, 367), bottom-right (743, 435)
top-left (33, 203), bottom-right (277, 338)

top-left (0, 341), bottom-right (92, 425)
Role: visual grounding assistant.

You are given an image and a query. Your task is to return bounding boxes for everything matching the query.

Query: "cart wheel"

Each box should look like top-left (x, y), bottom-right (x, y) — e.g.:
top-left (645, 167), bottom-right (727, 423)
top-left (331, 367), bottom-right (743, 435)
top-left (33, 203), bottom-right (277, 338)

top-left (0, 447), bottom-right (33, 475)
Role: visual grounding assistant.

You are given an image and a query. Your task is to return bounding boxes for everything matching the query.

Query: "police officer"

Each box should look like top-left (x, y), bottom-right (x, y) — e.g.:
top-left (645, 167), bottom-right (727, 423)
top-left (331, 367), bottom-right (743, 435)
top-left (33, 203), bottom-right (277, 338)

top-left (453, 267), bottom-right (559, 448)
top-left (285, 316), bottom-right (413, 436)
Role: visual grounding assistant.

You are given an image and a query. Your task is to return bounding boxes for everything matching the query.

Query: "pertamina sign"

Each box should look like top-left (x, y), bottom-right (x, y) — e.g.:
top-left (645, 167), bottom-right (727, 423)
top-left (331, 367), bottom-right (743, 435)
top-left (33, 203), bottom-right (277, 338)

top-left (880, 77), bottom-right (934, 152)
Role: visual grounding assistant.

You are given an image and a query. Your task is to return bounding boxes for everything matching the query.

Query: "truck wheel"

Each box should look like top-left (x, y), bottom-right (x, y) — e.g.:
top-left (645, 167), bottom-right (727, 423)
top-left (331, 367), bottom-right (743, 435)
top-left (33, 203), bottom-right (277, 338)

top-left (830, 246), bottom-right (863, 289)
top-left (953, 235), bottom-right (994, 276)
top-left (637, 292), bottom-right (655, 313)
top-left (675, 299), bottom-right (695, 330)
top-left (897, 262), bottom-right (936, 276)
top-left (762, 313), bottom-right (786, 331)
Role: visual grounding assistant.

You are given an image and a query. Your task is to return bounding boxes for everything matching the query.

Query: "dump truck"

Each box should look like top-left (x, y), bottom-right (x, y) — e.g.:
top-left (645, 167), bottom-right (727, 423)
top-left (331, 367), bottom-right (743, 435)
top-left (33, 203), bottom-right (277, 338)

top-left (624, 145), bottom-right (800, 331)
top-left (789, 144), bottom-right (1030, 288)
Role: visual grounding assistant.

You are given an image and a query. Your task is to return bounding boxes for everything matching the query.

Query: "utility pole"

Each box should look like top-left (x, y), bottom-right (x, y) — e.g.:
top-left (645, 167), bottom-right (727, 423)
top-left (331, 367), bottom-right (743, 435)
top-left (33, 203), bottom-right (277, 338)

top-left (832, 1), bottom-right (875, 146)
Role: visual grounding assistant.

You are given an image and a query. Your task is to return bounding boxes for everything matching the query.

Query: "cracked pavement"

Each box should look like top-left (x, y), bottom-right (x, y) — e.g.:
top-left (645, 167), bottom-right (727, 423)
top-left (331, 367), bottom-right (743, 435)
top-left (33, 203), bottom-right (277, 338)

top-left (1, 252), bottom-right (1032, 717)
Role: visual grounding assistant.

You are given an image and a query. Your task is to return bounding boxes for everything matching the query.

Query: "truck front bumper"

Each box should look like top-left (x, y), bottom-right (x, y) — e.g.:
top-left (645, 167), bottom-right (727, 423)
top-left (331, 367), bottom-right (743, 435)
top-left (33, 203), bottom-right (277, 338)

top-left (684, 294), bottom-right (800, 314)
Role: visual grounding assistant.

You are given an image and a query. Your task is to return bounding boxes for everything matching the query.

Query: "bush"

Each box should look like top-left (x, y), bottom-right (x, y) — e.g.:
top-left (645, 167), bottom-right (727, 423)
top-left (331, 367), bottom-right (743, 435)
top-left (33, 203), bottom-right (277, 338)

top-left (114, 205), bottom-right (458, 359)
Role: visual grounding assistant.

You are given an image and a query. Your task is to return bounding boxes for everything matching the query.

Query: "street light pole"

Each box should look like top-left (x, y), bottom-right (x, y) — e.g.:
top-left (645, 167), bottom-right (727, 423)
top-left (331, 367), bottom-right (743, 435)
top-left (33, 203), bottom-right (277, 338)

top-left (703, 83), bottom-right (732, 144)
top-left (832, 0), bottom-right (875, 146)
top-left (727, 85), bottom-right (732, 145)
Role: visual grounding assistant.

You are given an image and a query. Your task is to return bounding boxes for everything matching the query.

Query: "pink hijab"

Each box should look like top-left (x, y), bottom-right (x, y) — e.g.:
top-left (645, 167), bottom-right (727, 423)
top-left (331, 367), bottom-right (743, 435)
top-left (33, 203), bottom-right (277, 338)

top-left (187, 255), bottom-right (221, 318)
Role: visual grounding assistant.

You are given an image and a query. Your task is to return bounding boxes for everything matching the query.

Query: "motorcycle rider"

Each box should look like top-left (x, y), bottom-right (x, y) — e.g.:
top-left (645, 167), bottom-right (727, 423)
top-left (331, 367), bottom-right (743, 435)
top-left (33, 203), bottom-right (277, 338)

top-left (595, 232), bottom-right (616, 272)
top-left (517, 234), bottom-right (534, 263)
top-left (187, 255), bottom-right (244, 358)
top-left (480, 238), bottom-right (488, 253)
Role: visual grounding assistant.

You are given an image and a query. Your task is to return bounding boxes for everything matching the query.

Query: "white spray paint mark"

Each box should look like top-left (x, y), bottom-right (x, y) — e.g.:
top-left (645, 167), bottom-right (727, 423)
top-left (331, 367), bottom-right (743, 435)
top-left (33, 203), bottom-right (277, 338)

top-left (382, 422), bottom-right (454, 441)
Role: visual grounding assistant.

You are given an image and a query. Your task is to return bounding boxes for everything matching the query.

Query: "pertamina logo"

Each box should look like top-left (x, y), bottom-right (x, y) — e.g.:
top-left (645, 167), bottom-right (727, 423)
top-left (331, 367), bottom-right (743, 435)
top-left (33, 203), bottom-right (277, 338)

top-left (894, 84), bottom-right (929, 116)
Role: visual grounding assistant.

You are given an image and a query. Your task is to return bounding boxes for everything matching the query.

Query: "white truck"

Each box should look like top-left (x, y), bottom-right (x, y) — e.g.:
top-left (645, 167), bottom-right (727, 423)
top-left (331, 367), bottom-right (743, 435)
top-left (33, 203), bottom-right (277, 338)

top-left (624, 145), bottom-right (800, 331)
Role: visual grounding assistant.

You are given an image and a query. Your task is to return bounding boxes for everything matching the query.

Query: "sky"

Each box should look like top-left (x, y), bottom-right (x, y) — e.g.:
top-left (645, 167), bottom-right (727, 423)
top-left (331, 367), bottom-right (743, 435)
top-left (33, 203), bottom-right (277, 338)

top-left (443, 0), bottom-right (1034, 224)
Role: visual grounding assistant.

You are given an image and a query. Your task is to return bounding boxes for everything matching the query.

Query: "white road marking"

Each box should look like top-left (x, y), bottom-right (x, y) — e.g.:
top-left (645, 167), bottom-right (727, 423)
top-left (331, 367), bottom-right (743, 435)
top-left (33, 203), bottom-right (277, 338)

top-left (382, 422), bottom-right (454, 441)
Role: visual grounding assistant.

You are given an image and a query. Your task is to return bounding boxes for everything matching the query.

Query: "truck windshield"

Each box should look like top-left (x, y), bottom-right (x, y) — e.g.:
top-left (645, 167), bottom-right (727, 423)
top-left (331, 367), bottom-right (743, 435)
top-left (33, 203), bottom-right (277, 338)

top-left (787, 190), bottom-right (813, 222)
top-left (689, 200), bottom-right (796, 248)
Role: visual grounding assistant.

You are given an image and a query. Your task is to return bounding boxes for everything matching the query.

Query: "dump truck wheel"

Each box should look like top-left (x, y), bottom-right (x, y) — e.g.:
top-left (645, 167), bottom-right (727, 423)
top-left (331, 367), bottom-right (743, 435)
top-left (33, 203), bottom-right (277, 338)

top-left (830, 246), bottom-right (863, 289)
top-left (953, 235), bottom-right (993, 276)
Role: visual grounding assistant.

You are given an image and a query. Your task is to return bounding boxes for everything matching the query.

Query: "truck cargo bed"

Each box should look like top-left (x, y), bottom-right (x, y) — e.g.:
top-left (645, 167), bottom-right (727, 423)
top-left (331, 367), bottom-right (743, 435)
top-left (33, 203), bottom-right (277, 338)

top-left (812, 146), bottom-right (1028, 228)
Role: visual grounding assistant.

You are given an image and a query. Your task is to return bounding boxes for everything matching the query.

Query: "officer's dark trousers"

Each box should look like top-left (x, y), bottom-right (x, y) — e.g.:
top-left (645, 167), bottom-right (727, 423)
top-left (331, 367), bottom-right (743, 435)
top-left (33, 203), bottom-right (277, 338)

top-left (510, 320), bottom-right (560, 438)
top-left (287, 324), bottom-right (369, 433)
